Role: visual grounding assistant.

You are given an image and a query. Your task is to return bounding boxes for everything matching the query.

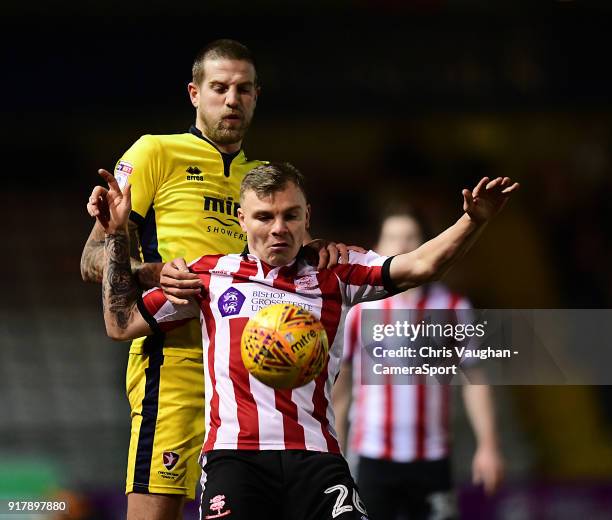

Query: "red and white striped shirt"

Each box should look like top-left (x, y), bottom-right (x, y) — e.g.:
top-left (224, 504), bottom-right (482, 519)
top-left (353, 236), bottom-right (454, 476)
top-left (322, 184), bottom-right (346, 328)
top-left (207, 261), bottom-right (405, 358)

top-left (140, 249), bottom-right (395, 454)
top-left (343, 284), bottom-right (471, 462)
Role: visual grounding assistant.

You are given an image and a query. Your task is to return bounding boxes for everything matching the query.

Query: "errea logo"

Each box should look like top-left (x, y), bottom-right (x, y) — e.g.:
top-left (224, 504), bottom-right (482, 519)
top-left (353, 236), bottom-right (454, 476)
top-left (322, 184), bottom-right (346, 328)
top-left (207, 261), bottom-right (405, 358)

top-left (186, 166), bottom-right (204, 181)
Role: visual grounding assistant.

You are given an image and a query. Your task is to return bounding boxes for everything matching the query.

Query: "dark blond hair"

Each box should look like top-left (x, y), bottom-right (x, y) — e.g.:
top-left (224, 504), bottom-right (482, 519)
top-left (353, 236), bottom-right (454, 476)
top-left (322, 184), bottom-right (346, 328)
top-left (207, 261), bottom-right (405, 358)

top-left (192, 39), bottom-right (257, 85)
top-left (240, 163), bottom-right (307, 202)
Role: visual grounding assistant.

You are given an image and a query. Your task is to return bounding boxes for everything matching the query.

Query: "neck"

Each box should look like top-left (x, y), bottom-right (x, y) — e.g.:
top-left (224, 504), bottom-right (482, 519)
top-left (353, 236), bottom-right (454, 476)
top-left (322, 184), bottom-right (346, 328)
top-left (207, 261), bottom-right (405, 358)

top-left (215, 140), bottom-right (241, 155)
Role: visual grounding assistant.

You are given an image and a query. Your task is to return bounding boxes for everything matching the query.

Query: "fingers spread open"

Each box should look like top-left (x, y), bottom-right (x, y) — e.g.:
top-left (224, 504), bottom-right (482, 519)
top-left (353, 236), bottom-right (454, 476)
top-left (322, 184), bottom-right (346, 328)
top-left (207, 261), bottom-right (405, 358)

top-left (485, 177), bottom-right (502, 190)
top-left (472, 177), bottom-right (489, 198)
top-left (501, 182), bottom-right (520, 194)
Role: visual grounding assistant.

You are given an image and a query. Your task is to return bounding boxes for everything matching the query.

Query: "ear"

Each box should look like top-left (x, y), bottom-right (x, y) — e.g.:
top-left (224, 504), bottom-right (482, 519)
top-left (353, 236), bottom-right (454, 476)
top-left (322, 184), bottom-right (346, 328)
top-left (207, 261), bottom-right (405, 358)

top-left (187, 82), bottom-right (199, 107)
top-left (254, 85), bottom-right (261, 105)
top-left (237, 207), bottom-right (248, 233)
top-left (305, 204), bottom-right (311, 230)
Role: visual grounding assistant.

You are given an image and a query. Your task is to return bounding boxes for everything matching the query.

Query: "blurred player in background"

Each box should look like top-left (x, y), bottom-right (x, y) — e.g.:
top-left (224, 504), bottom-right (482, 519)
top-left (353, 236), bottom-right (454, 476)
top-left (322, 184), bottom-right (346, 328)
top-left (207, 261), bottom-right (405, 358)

top-left (333, 210), bottom-right (505, 520)
top-left (80, 39), bottom-right (266, 519)
top-left (92, 162), bottom-right (517, 519)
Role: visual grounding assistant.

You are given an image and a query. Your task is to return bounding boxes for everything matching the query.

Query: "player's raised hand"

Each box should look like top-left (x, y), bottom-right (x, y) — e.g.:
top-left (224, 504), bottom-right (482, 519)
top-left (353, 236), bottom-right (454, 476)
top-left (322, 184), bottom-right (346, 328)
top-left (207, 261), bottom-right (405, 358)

top-left (161, 258), bottom-right (203, 305)
top-left (86, 184), bottom-right (110, 227)
top-left (463, 177), bottom-right (519, 224)
top-left (91, 168), bottom-right (132, 234)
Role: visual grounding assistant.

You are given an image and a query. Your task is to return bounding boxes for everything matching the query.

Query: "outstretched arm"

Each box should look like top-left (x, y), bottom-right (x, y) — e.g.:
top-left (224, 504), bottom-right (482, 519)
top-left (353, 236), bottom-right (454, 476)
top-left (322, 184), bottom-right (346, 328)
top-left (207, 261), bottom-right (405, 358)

top-left (389, 177), bottom-right (519, 291)
top-left (93, 170), bottom-right (151, 341)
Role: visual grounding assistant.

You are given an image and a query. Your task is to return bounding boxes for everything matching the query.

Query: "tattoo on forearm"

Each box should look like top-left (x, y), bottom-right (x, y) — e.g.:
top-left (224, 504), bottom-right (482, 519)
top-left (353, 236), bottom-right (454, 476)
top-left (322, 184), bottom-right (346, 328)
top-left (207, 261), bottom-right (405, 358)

top-left (103, 231), bottom-right (139, 331)
top-left (82, 220), bottom-right (143, 284)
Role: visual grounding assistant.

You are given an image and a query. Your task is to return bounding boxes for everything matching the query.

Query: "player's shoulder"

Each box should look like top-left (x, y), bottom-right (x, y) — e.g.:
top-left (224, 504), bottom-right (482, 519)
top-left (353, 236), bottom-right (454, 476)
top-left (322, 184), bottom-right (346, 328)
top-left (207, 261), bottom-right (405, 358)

top-left (126, 132), bottom-right (217, 163)
top-left (239, 156), bottom-right (269, 170)
top-left (123, 134), bottom-right (166, 157)
top-left (135, 132), bottom-right (196, 147)
top-left (189, 253), bottom-right (244, 274)
top-left (345, 249), bottom-right (388, 267)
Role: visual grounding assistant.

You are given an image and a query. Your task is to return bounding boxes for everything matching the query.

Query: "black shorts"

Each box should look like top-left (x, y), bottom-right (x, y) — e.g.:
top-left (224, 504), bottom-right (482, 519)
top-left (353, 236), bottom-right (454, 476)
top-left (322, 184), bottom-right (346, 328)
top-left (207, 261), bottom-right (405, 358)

top-left (357, 456), bottom-right (456, 520)
top-left (200, 450), bottom-right (370, 520)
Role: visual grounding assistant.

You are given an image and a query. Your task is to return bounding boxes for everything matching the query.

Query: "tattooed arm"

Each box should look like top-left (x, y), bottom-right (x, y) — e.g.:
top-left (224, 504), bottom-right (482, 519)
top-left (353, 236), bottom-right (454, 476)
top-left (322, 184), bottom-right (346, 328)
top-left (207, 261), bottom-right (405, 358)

top-left (103, 228), bottom-right (151, 341)
top-left (81, 170), bottom-right (163, 288)
top-left (80, 220), bottom-right (106, 283)
top-left (89, 170), bottom-right (151, 341)
top-left (80, 220), bottom-right (162, 285)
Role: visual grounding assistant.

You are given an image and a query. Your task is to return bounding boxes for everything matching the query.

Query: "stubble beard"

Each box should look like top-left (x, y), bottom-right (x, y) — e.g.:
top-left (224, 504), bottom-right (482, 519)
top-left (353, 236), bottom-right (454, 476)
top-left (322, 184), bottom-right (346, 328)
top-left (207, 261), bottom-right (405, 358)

top-left (202, 114), bottom-right (252, 147)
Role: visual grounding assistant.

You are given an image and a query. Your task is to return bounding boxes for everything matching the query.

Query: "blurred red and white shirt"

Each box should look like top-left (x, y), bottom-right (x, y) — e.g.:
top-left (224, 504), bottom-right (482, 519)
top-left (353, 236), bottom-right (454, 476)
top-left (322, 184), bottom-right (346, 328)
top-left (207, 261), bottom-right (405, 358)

top-left (343, 284), bottom-right (471, 462)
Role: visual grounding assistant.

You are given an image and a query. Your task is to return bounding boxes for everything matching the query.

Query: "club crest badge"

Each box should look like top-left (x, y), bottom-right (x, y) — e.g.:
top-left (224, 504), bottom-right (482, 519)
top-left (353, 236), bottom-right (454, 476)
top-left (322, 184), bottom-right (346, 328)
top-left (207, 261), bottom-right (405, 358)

top-left (218, 288), bottom-right (245, 317)
top-left (205, 494), bottom-right (232, 518)
top-left (162, 451), bottom-right (180, 470)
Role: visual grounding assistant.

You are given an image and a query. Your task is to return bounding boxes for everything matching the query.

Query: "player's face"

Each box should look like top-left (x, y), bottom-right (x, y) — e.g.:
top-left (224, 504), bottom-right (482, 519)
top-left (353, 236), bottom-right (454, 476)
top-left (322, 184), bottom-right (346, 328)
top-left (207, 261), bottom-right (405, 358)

top-left (376, 215), bottom-right (423, 256)
top-left (238, 183), bottom-right (310, 267)
top-left (189, 58), bottom-right (258, 152)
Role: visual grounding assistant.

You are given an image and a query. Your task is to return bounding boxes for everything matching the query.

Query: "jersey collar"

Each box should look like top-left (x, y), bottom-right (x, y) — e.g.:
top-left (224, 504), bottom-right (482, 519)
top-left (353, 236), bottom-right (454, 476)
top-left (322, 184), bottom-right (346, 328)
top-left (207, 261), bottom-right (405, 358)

top-left (189, 125), bottom-right (244, 177)
top-left (189, 125), bottom-right (242, 160)
top-left (240, 244), bottom-right (309, 269)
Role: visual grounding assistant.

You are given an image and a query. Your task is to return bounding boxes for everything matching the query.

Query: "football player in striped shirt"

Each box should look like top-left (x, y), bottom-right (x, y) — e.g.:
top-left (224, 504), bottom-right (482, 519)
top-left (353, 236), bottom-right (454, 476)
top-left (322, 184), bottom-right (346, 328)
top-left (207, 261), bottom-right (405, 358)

top-left (334, 210), bottom-right (505, 520)
top-left (93, 162), bottom-right (517, 519)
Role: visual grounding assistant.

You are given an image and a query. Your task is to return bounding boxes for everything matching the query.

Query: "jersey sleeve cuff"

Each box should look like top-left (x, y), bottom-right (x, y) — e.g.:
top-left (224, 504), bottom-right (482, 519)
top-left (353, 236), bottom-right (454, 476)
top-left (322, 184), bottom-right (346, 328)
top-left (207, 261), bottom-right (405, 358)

top-left (129, 210), bottom-right (145, 226)
top-left (136, 294), bottom-right (162, 335)
top-left (382, 256), bottom-right (402, 296)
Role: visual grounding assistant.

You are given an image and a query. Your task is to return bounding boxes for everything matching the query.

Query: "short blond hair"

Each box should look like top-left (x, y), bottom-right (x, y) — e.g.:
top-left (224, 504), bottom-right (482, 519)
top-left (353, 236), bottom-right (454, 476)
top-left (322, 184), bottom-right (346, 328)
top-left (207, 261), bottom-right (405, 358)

top-left (192, 39), bottom-right (257, 85)
top-left (240, 163), bottom-right (307, 202)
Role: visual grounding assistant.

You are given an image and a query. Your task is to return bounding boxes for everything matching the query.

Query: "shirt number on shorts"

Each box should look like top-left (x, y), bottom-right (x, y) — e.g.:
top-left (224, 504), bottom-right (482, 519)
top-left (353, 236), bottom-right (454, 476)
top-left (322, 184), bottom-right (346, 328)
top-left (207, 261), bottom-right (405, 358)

top-left (324, 485), bottom-right (368, 518)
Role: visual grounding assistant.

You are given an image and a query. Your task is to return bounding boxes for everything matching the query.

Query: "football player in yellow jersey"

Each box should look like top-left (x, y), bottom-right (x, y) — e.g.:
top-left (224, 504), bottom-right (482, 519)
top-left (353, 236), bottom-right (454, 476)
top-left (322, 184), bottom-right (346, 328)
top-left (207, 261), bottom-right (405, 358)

top-left (80, 40), bottom-right (265, 520)
top-left (83, 39), bottom-right (349, 520)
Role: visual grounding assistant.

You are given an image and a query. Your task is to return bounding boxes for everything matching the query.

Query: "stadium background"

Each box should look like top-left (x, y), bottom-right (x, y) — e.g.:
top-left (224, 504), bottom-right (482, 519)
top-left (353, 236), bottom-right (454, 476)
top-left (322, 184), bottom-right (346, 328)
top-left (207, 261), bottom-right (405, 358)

top-left (1, 1), bottom-right (611, 518)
